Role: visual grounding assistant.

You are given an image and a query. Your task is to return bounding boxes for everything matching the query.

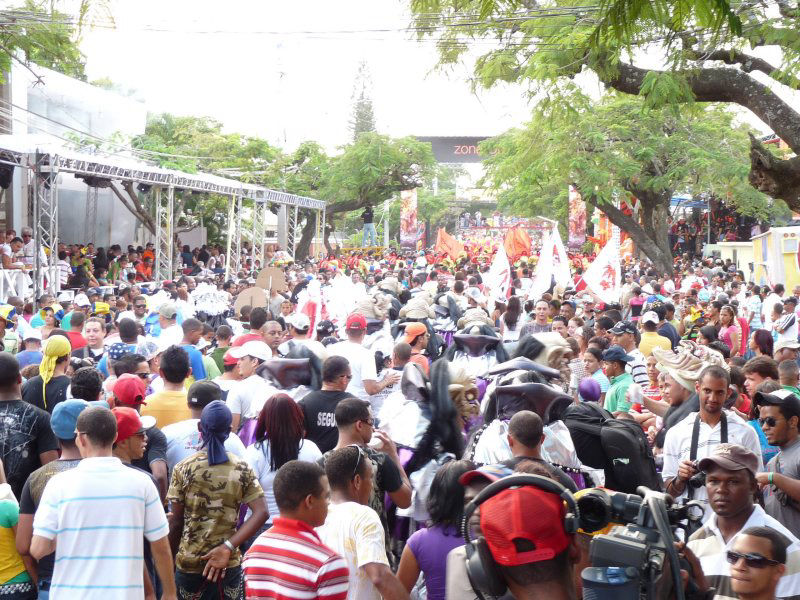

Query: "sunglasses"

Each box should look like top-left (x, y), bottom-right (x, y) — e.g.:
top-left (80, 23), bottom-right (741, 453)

top-left (759, 416), bottom-right (783, 428)
top-left (348, 444), bottom-right (369, 480)
top-left (726, 551), bottom-right (780, 569)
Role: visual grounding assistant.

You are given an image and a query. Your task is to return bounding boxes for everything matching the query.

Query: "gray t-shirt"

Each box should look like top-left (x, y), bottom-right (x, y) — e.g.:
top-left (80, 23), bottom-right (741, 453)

top-left (765, 437), bottom-right (800, 537)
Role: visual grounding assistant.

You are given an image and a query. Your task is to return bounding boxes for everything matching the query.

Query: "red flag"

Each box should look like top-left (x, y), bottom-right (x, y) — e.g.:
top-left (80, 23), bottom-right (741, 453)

top-left (434, 228), bottom-right (464, 260)
top-left (503, 227), bottom-right (532, 263)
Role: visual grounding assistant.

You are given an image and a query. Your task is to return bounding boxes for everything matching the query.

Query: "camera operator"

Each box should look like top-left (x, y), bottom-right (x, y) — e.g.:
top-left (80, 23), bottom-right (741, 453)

top-left (686, 444), bottom-right (800, 599)
top-left (663, 365), bottom-right (763, 520)
top-left (730, 527), bottom-right (791, 600)
top-left (754, 389), bottom-right (800, 539)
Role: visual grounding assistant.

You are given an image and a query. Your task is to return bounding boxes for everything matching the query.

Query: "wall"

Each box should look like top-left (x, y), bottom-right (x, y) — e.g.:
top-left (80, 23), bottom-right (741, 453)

top-left (8, 62), bottom-right (148, 246)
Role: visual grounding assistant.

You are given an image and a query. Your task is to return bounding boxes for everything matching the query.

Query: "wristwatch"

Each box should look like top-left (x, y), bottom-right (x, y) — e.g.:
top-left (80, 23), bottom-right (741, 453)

top-left (223, 539), bottom-right (235, 552)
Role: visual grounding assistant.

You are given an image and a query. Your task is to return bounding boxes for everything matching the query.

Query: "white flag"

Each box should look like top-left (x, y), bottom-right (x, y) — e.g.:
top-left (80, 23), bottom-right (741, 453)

top-left (576, 239), bottom-right (621, 304)
top-left (529, 229), bottom-right (571, 300)
top-left (486, 244), bottom-right (511, 302)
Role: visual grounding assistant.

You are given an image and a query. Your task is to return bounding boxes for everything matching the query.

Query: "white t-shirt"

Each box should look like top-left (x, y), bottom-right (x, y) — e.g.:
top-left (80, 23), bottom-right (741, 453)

top-left (662, 411), bottom-right (763, 520)
top-left (245, 439), bottom-right (322, 524)
top-left (316, 502), bottom-right (389, 600)
top-left (162, 418), bottom-right (247, 473)
top-left (763, 293), bottom-right (783, 329)
top-left (33, 456), bottom-right (168, 599)
top-left (212, 376), bottom-right (240, 395)
top-left (159, 323), bottom-right (184, 347)
top-left (328, 340), bottom-right (378, 403)
top-left (225, 374), bottom-right (281, 420)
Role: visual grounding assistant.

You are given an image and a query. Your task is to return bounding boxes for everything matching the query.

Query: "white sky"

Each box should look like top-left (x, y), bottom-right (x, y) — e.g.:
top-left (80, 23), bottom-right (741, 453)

top-left (71, 0), bottom-right (799, 154)
top-left (78, 0), bottom-right (535, 152)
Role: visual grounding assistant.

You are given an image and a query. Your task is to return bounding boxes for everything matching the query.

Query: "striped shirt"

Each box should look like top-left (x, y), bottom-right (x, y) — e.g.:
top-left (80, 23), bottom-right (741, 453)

top-left (32, 456), bottom-right (168, 599)
top-left (688, 504), bottom-right (800, 600)
top-left (243, 517), bottom-right (348, 600)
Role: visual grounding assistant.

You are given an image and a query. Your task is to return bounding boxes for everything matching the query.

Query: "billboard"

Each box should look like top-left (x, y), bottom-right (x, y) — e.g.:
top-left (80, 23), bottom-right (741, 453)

top-left (415, 136), bottom-right (490, 163)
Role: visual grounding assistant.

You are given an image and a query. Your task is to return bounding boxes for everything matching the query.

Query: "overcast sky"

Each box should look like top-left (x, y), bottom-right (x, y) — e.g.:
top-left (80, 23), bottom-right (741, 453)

top-left (75, 0), bottom-right (799, 155)
top-left (78, 0), bottom-right (538, 152)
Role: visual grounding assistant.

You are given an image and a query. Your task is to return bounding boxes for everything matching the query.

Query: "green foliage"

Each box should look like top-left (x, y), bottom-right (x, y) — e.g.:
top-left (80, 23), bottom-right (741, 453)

top-left (0, 1), bottom-right (86, 81)
top-left (479, 94), bottom-right (780, 262)
top-left (410, 0), bottom-right (800, 112)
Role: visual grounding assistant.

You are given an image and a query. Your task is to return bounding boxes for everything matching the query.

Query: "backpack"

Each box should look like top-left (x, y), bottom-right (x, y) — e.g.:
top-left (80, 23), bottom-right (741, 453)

top-left (563, 403), bottom-right (662, 494)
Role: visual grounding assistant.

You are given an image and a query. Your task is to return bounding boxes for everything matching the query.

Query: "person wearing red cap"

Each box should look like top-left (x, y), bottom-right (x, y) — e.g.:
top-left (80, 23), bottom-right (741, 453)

top-left (328, 313), bottom-right (400, 406)
top-left (403, 322), bottom-right (430, 376)
top-left (476, 481), bottom-right (581, 599)
top-left (212, 348), bottom-right (243, 397)
top-left (113, 373), bottom-right (170, 502)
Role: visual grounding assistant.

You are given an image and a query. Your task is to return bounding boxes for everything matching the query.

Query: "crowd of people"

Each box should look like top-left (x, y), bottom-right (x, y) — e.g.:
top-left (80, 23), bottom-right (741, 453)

top-left (1, 234), bottom-right (800, 600)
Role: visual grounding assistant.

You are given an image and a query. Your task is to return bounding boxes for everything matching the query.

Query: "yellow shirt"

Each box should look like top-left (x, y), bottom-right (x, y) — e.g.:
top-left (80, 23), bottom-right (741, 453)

top-left (141, 389), bottom-right (191, 429)
top-left (638, 331), bottom-right (672, 357)
top-left (0, 497), bottom-right (29, 584)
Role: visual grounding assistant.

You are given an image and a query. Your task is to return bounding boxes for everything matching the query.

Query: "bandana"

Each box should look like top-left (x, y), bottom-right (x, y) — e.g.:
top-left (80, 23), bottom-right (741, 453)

top-left (39, 335), bottom-right (72, 407)
top-left (200, 400), bottom-right (232, 466)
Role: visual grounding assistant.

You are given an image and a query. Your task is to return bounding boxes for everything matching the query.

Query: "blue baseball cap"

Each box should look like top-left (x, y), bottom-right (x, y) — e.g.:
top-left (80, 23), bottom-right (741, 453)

top-left (51, 399), bottom-right (90, 440)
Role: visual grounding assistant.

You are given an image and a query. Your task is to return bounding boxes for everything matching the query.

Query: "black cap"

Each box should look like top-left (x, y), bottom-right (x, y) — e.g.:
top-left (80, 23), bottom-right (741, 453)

top-left (608, 321), bottom-right (637, 335)
top-left (602, 345), bottom-right (633, 363)
top-left (187, 381), bottom-right (222, 408)
top-left (754, 389), bottom-right (800, 418)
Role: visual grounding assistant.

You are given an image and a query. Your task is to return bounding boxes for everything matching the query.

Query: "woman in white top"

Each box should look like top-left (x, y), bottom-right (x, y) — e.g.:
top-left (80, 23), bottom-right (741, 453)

top-left (244, 393), bottom-right (321, 543)
top-left (499, 295), bottom-right (524, 342)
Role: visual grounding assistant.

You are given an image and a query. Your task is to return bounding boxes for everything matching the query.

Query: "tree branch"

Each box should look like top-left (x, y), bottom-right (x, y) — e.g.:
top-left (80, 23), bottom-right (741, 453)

top-left (110, 182), bottom-right (156, 235)
top-left (603, 62), bottom-right (800, 155)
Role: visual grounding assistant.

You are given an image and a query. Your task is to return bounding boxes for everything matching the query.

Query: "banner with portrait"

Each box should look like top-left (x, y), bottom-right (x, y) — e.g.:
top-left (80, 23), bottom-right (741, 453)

top-left (568, 185), bottom-right (587, 250)
top-left (400, 189), bottom-right (420, 250)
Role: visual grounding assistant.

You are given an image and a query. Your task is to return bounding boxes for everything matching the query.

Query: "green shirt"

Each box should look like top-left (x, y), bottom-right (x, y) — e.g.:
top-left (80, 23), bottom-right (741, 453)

top-left (782, 385), bottom-right (800, 397)
top-left (604, 371), bottom-right (634, 413)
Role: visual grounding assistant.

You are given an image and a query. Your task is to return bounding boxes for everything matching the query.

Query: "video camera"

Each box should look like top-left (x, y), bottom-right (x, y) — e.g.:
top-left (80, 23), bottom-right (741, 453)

top-left (578, 486), bottom-right (703, 600)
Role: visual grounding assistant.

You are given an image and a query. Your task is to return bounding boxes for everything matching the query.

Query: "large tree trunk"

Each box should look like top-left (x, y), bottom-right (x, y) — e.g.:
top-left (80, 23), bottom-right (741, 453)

top-left (294, 211), bottom-right (316, 261)
top-left (749, 135), bottom-right (800, 208)
top-left (587, 190), bottom-right (675, 275)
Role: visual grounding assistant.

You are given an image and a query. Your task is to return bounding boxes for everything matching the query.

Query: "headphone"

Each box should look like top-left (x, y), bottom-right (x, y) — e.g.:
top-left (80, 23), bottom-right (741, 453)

top-left (462, 474), bottom-right (580, 599)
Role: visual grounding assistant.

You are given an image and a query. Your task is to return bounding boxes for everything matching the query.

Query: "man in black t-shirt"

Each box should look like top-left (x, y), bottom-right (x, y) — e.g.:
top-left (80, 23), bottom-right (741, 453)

top-left (299, 356), bottom-right (356, 453)
top-left (0, 353), bottom-right (58, 499)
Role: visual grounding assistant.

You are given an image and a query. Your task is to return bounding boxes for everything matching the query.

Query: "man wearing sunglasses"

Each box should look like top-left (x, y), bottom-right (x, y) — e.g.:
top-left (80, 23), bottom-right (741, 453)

top-left (730, 526), bottom-right (791, 600)
top-left (686, 443), bottom-right (800, 600)
top-left (755, 389), bottom-right (800, 540)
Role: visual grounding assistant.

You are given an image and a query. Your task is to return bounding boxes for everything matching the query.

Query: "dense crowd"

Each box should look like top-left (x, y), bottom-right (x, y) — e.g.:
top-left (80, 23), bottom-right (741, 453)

top-left (0, 237), bottom-right (799, 600)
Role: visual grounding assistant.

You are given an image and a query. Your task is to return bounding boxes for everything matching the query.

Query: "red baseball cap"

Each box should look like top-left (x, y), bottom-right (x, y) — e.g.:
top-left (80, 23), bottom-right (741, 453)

top-left (480, 486), bottom-right (569, 567)
top-left (346, 313), bottom-right (367, 331)
top-left (223, 349), bottom-right (238, 366)
top-left (113, 373), bottom-right (147, 407)
top-left (111, 407), bottom-right (155, 443)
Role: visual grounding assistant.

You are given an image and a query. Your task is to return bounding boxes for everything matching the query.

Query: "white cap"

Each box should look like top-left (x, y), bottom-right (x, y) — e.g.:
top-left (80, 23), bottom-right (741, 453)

top-left (286, 313), bottom-right (311, 331)
top-left (229, 340), bottom-right (272, 362)
top-left (641, 311), bottom-right (659, 325)
top-left (466, 287), bottom-right (486, 304)
top-left (74, 293), bottom-right (91, 307)
top-left (23, 329), bottom-right (42, 341)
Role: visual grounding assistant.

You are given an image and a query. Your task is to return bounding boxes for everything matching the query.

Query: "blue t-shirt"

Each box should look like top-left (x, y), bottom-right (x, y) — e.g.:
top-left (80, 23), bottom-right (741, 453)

top-left (180, 344), bottom-right (207, 380)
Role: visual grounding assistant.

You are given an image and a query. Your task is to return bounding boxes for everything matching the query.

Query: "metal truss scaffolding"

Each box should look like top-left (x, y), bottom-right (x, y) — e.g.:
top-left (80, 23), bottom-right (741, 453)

top-left (31, 152), bottom-right (59, 300)
top-left (0, 142), bottom-right (325, 299)
top-left (287, 205), bottom-right (300, 259)
top-left (224, 194), bottom-right (243, 281)
top-left (84, 186), bottom-right (98, 245)
top-left (154, 186), bottom-right (175, 283)
top-left (251, 199), bottom-right (269, 269)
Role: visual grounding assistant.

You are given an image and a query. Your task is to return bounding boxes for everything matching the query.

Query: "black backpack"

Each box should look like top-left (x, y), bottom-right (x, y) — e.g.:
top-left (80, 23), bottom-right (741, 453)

top-left (563, 403), bottom-right (662, 494)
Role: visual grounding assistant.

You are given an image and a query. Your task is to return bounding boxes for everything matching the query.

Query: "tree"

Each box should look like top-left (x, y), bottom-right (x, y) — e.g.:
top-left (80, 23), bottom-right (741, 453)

top-left (410, 0), bottom-right (800, 209)
top-left (349, 62), bottom-right (376, 140)
top-left (0, 1), bottom-right (88, 81)
top-left (129, 113), bottom-right (282, 242)
top-left (316, 132), bottom-right (437, 252)
top-left (480, 95), bottom-right (778, 274)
